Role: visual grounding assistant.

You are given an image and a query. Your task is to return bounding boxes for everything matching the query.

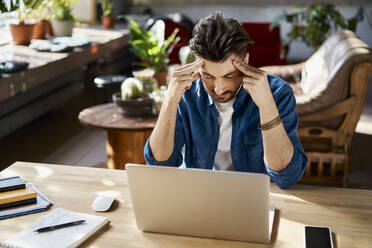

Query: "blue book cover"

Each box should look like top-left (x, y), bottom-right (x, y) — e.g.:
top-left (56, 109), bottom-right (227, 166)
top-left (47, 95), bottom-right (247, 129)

top-left (0, 183), bottom-right (53, 220)
top-left (0, 176), bottom-right (25, 193)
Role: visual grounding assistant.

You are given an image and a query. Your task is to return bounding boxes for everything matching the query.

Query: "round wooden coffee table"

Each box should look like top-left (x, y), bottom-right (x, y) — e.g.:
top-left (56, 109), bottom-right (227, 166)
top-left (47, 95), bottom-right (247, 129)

top-left (78, 103), bottom-right (157, 169)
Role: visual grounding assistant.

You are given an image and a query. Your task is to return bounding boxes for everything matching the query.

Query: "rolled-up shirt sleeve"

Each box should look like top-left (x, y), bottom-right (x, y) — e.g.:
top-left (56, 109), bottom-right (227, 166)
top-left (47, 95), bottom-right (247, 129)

top-left (144, 106), bottom-right (185, 167)
top-left (264, 81), bottom-right (307, 189)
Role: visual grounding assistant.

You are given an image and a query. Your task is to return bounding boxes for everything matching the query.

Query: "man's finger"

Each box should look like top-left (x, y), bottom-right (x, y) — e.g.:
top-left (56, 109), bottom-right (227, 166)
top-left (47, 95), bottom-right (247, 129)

top-left (233, 61), bottom-right (258, 78)
top-left (233, 60), bottom-right (261, 78)
top-left (177, 71), bottom-right (200, 89)
top-left (180, 57), bottom-right (201, 67)
top-left (179, 80), bottom-right (192, 90)
top-left (175, 74), bottom-right (193, 82)
top-left (192, 71), bottom-right (201, 81)
top-left (183, 58), bottom-right (202, 69)
top-left (232, 55), bottom-right (261, 72)
top-left (235, 59), bottom-right (261, 72)
top-left (244, 53), bottom-right (249, 64)
top-left (242, 76), bottom-right (257, 83)
top-left (175, 59), bottom-right (203, 74)
top-left (243, 80), bottom-right (255, 87)
top-left (178, 79), bottom-right (192, 85)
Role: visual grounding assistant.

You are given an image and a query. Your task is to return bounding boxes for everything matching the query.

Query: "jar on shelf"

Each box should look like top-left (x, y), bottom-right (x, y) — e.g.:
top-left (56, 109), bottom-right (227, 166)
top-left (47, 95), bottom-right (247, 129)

top-left (132, 68), bottom-right (158, 95)
top-left (150, 85), bottom-right (167, 115)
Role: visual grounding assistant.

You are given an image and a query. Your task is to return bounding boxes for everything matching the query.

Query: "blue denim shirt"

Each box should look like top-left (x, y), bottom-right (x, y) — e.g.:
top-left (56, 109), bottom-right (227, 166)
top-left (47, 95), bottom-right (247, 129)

top-left (144, 74), bottom-right (307, 189)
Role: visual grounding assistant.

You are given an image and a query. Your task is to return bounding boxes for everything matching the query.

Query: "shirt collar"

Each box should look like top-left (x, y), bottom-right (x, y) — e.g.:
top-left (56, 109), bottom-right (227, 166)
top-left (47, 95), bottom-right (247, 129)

top-left (233, 85), bottom-right (249, 111)
top-left (207, 93), bottom-right (214, 106)
top-left (199, 79), bottom-right (249, 110)
top-left (196, 78), bottom-right (214, 106)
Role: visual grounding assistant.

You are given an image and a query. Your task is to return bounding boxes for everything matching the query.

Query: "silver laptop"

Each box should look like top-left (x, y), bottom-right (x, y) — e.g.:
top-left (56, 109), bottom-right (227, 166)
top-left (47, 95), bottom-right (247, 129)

top-left (126, 164), bottom-right (275, 243)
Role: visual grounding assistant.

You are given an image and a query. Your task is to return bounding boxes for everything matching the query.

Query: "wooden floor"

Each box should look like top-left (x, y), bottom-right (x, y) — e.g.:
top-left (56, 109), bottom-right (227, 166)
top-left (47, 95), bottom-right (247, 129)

top-left (1, 80), bottom-right (372, 189)
top-left (41, 128), bottom-right (107, 168)
top-left (0, 84), bottom-right (109, 169)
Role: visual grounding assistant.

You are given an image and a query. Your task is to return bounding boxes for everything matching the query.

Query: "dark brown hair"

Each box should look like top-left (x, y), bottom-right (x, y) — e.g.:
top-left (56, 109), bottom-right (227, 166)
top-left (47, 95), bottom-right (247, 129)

top-left (189, 12), bottom-right (251, 62)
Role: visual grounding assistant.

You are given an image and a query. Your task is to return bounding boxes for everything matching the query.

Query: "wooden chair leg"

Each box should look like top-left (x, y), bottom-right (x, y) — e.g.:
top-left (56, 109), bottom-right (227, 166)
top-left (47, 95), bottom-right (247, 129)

top-left (343, 136), bottom-right (349, 188)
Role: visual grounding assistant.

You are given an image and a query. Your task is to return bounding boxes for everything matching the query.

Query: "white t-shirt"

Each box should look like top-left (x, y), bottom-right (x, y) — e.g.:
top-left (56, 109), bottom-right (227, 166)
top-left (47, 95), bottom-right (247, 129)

top-left (213, 98), bottom-right (235, 171)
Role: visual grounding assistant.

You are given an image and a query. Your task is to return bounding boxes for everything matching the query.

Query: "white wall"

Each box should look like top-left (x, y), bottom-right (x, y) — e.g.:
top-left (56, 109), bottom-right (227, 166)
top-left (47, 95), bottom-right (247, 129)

top-left (146, 4), bottom-right (372, 61)
top-left (145, 3), bottom-right (372, 119)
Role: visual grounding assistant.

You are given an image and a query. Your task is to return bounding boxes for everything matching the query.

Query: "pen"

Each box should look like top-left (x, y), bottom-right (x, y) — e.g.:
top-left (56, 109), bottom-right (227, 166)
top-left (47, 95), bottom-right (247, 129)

top-left (34, 220), bottom-right (86, 233)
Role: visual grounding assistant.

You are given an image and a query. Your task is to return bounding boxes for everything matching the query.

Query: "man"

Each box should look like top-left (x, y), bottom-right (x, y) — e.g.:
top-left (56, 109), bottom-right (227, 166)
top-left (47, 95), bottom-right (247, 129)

top-left (144, 12), bottom-right (307, 189)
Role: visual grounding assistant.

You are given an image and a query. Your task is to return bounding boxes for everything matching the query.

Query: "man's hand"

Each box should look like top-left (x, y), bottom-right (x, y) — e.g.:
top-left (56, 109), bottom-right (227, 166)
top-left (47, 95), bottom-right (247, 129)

top-left (232, 58), bottom-right (275, 109)
top-left (166, 59), bottom-right (203, 104)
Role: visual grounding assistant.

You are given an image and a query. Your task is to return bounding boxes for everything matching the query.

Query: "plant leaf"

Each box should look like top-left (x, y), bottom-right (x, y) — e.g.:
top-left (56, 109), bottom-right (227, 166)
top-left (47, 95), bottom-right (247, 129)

top-left (271, 2), bottom-right (364, 50)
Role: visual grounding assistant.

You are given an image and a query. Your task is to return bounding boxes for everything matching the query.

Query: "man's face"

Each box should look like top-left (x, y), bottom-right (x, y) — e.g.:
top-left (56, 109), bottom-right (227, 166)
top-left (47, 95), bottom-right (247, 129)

top-left (199, 54), bottom-right (246, 103)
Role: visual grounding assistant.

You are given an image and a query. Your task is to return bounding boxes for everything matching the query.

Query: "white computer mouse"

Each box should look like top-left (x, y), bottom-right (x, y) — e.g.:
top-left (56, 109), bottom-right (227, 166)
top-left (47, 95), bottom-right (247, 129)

top-left (92, 195), bottom-right (116, 212)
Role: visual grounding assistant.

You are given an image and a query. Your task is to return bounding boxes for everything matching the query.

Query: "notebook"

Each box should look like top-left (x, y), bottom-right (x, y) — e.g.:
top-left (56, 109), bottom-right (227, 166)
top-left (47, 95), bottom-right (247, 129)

top-left (0, 208), bottom-right (109, 248)
top-left (0, 185), bottom-right (37, 205)
top-left (0, 183), bottom-right (52, 220)
top-left (0, 198), bottom-right (37, 211)
top-left (0, 176), bottom-right (25, 193)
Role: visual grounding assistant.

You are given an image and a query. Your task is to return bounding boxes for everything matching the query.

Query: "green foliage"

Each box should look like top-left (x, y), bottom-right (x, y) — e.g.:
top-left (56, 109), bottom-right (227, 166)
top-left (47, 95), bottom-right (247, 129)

top-left (26, 0), bottom-right (52, 21)
top-left (179, 45), bottom-right (196, 65)
top-left (0, 2), bottom-right (6, 12)
top-left (0, 0), bottom-right (19, 13)
top-left (271, 3), bottom-right (364, 50)
top-left (128, 18), bottom-right (180, 72)
top-left (100, 0), bottom-right (113, 17)
top-left (0, 0), bottom-right (43, 22)
top-left (50, 0), bottom-right (78, 21)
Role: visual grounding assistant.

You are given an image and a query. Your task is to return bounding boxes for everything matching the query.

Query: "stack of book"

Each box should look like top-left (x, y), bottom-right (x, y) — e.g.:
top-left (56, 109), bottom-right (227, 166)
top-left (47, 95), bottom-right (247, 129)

top-left (0, 176), bottom-right (53, 220)
top-left (0, 176), bottom-right (37, 210)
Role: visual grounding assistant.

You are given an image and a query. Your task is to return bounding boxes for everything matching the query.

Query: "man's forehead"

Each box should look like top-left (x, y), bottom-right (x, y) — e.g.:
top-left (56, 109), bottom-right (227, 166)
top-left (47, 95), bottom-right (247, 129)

top-left (200, 68), bottom-right (239, 76)
top-left (200, 55), bottom-right (239, 76)
top-left (201, 54), bottom-right (237, 64)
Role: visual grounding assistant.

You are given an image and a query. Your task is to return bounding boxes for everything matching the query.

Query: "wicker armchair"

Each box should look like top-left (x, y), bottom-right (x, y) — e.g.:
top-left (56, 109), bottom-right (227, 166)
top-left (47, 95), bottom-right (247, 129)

top-left (262, 30), bottom-right (372, 186)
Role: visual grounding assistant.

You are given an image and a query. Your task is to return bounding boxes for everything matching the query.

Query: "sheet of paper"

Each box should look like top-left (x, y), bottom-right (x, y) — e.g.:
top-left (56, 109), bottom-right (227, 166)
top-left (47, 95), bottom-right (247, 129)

top-left (1, 208), bottom-right (108, 248)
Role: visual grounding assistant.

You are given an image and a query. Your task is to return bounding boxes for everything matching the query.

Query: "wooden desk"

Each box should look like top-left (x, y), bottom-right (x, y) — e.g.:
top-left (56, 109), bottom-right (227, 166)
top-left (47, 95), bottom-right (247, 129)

top-left (79, 103), bottom-right (157, 169)
top-left (1, 162), bottom-right (372, 247)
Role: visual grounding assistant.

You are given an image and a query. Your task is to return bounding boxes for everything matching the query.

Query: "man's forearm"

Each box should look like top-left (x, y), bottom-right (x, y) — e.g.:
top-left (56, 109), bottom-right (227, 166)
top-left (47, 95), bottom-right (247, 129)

top-left (149, 59), bottom-right (203, 162)
top-left (259, 99), bottom-right (294, 172)
top-left (149, 97), bottom-right (179, 161)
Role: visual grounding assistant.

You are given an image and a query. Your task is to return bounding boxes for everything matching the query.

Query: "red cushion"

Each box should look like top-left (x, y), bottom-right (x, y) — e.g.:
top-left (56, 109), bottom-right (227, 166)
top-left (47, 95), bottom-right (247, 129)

top-left (241, 23), bottom-right (280, 45)
top-left (164, 20), bottom-right (192, 64)
top-left (241, 22), bottom-right (286, 67)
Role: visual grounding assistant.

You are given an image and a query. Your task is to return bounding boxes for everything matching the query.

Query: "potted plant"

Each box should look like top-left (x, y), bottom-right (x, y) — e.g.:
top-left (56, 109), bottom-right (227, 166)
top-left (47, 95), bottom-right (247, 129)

top-left (50, 0), bottom-right (77, 37)
top-left (27, 1), bottom-right (53, 39)
top-left (100, 0), bottom-right (114, 29)
top-left (271, 3), bottom-right (364, 53)
top-left (128, 18), bottom-right (180, 86)
top-left (112, 77), bottom-right (154, 117)
top-left (1, 0), bottom-right (41, 45)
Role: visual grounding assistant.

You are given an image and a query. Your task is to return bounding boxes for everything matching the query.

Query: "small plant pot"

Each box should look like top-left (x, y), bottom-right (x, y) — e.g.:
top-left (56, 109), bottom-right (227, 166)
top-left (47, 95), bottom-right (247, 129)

top-left (101, 15), bottom-right (115, 29)
top-left (45, 20), bottom-right (54, 37)
top-left (10, 23), bottom-right (35, 45)
top-left (51, 19), bottom-right (74, 37)
top-left (154, 71), bottom-right (168, 87)
top-left (32, 20), bottom-right (48, 39)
